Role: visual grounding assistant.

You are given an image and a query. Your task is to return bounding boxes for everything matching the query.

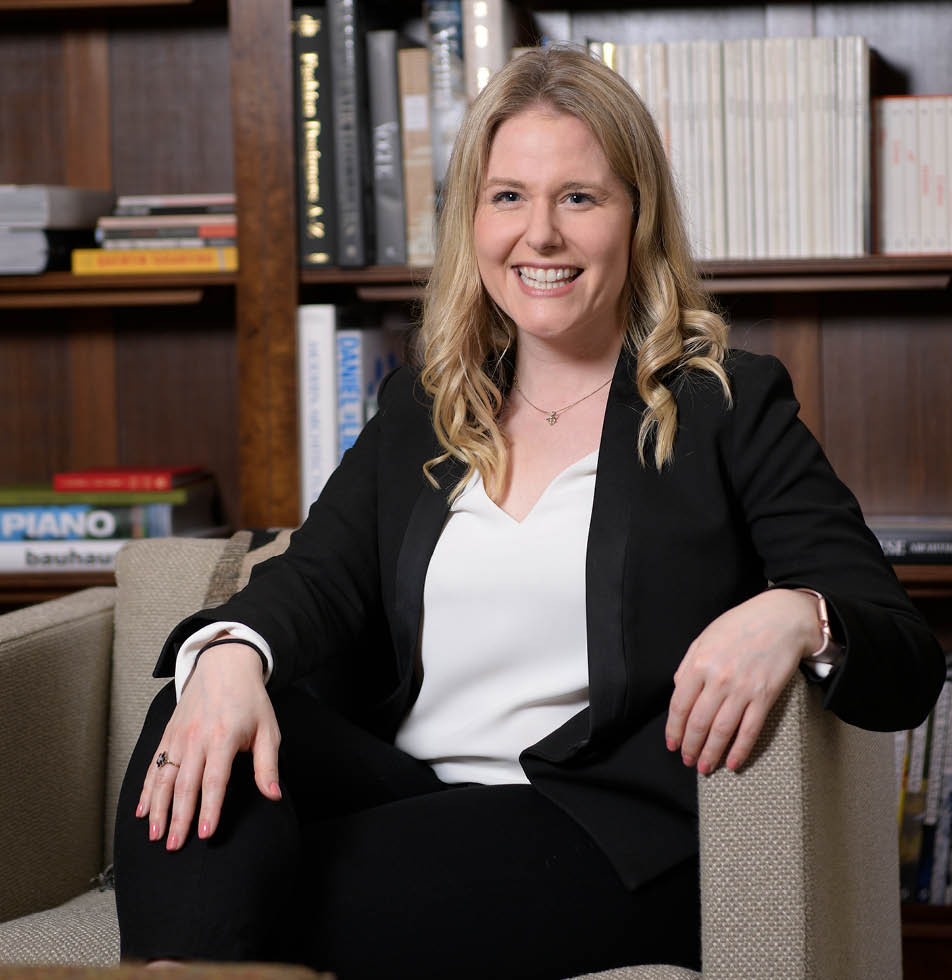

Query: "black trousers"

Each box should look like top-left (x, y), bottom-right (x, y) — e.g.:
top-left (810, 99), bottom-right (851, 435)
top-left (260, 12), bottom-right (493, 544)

top-left (114, 683), bottom-right (701, 980)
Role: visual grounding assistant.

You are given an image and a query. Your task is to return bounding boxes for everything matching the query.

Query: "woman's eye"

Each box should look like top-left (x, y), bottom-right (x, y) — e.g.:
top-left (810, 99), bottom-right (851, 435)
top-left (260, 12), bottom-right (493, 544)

top-left (491, 191), bottom-right (521, 204)
top-left (566, 192), bottom-right (594, 205)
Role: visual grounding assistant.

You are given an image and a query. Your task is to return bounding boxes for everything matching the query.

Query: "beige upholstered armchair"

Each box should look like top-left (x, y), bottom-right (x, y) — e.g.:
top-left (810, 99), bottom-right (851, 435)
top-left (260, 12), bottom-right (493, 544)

top-left (0, 532), bottom-right (903, 978)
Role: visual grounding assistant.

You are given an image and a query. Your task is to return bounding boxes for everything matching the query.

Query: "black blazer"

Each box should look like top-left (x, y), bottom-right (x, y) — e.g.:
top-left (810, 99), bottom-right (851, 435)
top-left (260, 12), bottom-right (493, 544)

top-left (158, 347), bottom-right (945, 890)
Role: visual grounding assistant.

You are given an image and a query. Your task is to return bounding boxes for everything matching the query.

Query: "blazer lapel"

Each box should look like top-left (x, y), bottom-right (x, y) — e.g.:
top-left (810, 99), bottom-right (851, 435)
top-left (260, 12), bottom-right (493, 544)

top-left (585, 347), bottom-right (646, 742)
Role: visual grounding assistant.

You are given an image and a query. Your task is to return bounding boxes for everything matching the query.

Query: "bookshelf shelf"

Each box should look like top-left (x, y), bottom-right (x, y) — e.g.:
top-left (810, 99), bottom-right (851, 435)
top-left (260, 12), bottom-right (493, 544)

top-left (301, 256), bottom-right (952, 300)
top-left (0, 571), bottom-right (114, 609)
top-left (0, 271), bottom-right (236, 308)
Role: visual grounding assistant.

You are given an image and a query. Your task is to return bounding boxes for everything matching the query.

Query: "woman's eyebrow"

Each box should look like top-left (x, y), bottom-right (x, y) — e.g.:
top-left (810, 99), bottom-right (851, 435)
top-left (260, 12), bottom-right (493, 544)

top-left (484, 177), bottom-right (608, 194)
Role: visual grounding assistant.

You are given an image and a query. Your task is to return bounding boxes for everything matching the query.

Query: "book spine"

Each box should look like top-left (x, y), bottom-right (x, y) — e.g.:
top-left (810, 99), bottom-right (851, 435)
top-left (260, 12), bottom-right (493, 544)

top-left (920, 98), bottom-right (936, 253)
top-left (934, 97), bottom-right (950, 253)
top-left (98, 223), bottom-right (236, 240)
top-left (883, 98), bottom-right (906, 254)
top-left (764, 38), bottom-right (785, 257)
top-left (426, 0), bottom-right (468, 202)
top-left (461, 0), bottom-right (516, 102)
top-left (336, 327), bottom-right (397, 459)
top-left (645, 42), bottom-right (669, 160)
top-left (902, 97), bottom-right (921, 253)
top-left (899, 713), bottom-right (931, 902)
top-left (366, 30), bottom-right (408, 266)
top-left (918, 680), bottom-right (952, 902)
top-left (292, 7), bottom-right (337, 268)
top-left (855, 37), bottom-right (872, 254)
top-left (0, 504), bottom-right (144, 541)
top-left (102, 237), bottom-right (236, 250)
top-left (931, 675), bottom-right (952, 903)
top-left (0, 539), bottom-right (126, 573)
top-left (327, 0), bottom-right (372, 266)
top-left (54, 473), bottom-right (174, 492)
top-left (398, 46), bottom-right (437, 268)
top-left (749, 37), bottom-right (767, 259)
top-left (707, 40), bottom-right (726, 260)
top-left (297, 305), bottom-right (339, 521)
top-left (795, 37), bottom-right (813, 256)
top-left (71, 247), bottom-right (237, 274)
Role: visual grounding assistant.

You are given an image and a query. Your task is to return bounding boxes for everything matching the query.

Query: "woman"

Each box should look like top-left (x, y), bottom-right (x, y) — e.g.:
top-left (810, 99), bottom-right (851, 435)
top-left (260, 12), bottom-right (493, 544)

top-left (114, 46), bottom-right (944, 978)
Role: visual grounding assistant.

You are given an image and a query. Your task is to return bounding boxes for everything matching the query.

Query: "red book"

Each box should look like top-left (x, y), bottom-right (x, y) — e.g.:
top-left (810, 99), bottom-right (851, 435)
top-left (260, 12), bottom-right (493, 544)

top-left (53, 465), bottom-right (207, 493)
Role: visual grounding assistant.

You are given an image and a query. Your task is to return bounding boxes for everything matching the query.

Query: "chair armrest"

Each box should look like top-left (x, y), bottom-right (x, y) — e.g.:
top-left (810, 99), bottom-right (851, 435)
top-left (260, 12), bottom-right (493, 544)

top-left (0, 587), bottom-right (117, 923)
top-left (697, 671), bottom-right (901, 980)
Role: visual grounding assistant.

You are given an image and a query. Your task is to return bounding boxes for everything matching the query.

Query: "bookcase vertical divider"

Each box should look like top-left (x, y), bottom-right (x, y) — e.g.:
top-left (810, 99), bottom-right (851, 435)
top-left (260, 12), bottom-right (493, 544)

top-left (63, 29), bottom-right (111, 190)
top-left (67, 314), bottom-right (118, 472)
top-left (769, 292), bottom-right (824, 442)
top-left (229, 0), bottom-right (301, 529)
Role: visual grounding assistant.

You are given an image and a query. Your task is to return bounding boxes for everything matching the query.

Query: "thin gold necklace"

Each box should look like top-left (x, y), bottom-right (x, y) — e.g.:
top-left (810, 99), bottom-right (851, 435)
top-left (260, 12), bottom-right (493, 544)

top-left (512, 375), bottom-right (613, 425)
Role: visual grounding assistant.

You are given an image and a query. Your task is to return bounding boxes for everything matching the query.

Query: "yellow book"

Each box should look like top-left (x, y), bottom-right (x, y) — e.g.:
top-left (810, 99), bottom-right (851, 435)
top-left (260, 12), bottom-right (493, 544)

top-left (71, 246), bottom-right (238, 274)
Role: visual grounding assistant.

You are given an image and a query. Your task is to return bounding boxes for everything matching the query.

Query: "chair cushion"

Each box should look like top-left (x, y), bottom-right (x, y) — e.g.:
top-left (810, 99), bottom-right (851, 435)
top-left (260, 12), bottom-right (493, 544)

top-left (0, 889), bottom-right (118, 967)
top-left (568, 968), bottom-right (701, 979)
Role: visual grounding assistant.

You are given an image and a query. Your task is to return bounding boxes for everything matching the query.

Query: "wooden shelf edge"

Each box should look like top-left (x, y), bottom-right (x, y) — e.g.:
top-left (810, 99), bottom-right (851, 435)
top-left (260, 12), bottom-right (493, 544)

top-left (0, 271), bottom-right (236, 291)
top-left (301, 256), bottom-right (952, 292)
top-left (902, 903), bottom-right (952, 939)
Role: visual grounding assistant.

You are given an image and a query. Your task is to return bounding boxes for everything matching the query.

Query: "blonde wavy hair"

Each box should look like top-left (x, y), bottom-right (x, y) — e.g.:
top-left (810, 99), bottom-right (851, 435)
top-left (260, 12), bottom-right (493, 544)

top-left (416, 45), bottom-right (730, 498)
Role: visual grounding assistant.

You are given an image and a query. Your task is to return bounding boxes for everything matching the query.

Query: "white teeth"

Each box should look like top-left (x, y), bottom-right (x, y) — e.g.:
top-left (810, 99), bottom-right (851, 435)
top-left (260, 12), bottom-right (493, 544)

top-left (517, 266), bottom-right (579, 289)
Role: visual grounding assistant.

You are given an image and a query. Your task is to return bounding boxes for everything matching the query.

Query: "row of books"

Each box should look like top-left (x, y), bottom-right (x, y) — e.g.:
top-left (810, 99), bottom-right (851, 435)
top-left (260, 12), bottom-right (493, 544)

top-left (0, 467), bottom-right (226, 573)
top-left (875, 96), bottom-right (952, 255)
top-left (292, 1), bottom-right (533, 269)
top-left (898, 671), bottom-right (952, 905)
top-left (297, 304), bottom-right (403, 522)
top-left (868, 516), bottom-right (952, 564)
top-left (589, 35), bottom-right (877, 260)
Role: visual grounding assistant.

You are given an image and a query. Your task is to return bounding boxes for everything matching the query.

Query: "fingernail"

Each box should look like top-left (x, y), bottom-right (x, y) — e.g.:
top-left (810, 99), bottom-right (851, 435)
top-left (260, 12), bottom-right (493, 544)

top-left (199, 821), bottom-right (210, 839)
top-left (726, 757), bottom-right (738, 772)
top-left (149, 823), bottom-right (160, 841)
top-left (166, 833), bottom-right (178, 851)
top-left (136, 802), bottom-right (144, 818)
top-left (666, 738), bottom-right (678, 752)
top-left (682, 754), bottom-right (695, 767)
top-left (697, 760), bottom-right (710, 775)
top-left (270, 781), bottom-right (282, 799)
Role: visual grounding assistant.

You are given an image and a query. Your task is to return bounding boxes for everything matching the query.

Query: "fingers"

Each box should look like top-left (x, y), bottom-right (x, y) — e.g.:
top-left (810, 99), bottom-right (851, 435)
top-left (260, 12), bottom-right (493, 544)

top-left (251, 724), bottom-right (283, 803)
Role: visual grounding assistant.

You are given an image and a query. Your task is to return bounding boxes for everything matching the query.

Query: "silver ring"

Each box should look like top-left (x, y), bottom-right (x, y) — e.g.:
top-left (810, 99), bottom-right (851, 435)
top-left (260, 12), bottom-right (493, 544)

top-left (155, 751), bottom-right (180, 770)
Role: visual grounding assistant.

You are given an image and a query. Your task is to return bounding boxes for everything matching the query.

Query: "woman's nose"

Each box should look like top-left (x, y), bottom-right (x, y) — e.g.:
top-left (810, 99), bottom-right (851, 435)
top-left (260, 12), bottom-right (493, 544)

top-left (524, 202), bottom-right (563, 252)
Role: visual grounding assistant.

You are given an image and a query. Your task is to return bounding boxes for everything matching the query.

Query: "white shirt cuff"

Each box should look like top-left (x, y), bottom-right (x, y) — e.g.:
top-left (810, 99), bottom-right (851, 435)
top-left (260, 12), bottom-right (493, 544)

top-left (173, 621), bottom-right (274, 701)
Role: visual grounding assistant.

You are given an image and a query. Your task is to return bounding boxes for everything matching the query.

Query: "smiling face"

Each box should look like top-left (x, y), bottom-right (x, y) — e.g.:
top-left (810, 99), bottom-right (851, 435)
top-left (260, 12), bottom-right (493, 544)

top-left (473, 107), bottom-right (635, 356)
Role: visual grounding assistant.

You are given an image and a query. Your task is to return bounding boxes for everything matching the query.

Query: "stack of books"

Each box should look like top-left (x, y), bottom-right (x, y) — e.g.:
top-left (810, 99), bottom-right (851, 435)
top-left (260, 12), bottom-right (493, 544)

top-left (71, 192), bottom-right (238, 275)
top-left (868, 515), bottom-right (952, 564)
top-left (0, 184), bottom-right (115, 275)
top-left (0, 466), bottom-right (227, 574)
top-left (874, 95), bottom-right (952, 255)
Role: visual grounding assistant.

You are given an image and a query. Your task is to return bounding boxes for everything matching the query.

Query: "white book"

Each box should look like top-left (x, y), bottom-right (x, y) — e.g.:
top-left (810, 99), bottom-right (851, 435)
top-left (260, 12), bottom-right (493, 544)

top-left (708, 40), bottom-right (727, 259)
top-left (783, 38), bottom-right (801, 256)
top-left (0, 538), bottom-right (126, 573)
top-left (461, 0), bottom-right (517, 102)
top-left (645, 42), bottom-right (670, 160)
top-left (947, 97), bottom-right (952, 252)
top-left (297, 304), bottom-right (338, 522)
top-left (901, 97), bottom-right (921, 252)
top-left (835, 36), bottom-right (851, 256)
top-left (796, 37), bottom-right (813, 256)
top-left (873, 99), bottom-right (890, 253)
top-left (854, 37), bottom-right (872, 255)
top-left (616, 42), bottom-right (647, 101)
top-left (668, 42), bottom-right (698, 254)
top-left (690, 40), bottom-right (712, 258)
top-left (764, 38), bottom-right (788, 257)
top-left (919, 99), bottom-right (936, 252)
top-left (749, 38), bottom-right (767, 259)
top-left (723, 39), bottom-right (746, 258)
top-left (809, 37), bottom-right (835, 256)
top-left (0, 184), bottom-right (115, 229)
top-left (933, 98), bottom-right (950, 253)
top-left (878, 98), bottom-right (907, 254)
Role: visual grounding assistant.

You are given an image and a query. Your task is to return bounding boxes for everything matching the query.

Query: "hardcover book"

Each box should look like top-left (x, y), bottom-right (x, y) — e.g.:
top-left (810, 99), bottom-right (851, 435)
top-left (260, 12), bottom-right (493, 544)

top-left (71, 246), bottom-right (238, 274)
top-left (53, 465), bottom-right (207, 493)
top-left (425, 0), bottom-right (468, 201)
top-left (292, 7), bottom-right (337, 268)
top-left (327, 0), bottom-right (374, 266)
top-left (0, 228), bottom-right (95, 275)
top-left (398, 45), bottom-right (436, 267)
top-left (366, 29), bottom-right (408, 266)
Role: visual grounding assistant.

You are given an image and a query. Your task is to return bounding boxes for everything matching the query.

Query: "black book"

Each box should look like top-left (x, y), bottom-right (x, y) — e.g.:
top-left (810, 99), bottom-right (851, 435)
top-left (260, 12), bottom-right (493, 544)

top-left (327, 0), bottom-right (375, 266)
top-left (868, 516), bottom-right (952, 564)
top-left (292, 8), bottom-right (338, 268)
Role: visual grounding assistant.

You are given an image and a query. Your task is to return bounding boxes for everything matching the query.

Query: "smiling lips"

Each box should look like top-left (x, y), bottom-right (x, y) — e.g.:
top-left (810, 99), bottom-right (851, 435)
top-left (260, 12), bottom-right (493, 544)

top-left (516, 266), bottom-right (582, 291)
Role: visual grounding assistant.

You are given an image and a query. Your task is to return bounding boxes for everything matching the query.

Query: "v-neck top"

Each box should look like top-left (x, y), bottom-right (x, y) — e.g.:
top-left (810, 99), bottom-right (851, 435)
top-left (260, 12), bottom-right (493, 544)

top-left (393, 450), bottom-right (598, 785)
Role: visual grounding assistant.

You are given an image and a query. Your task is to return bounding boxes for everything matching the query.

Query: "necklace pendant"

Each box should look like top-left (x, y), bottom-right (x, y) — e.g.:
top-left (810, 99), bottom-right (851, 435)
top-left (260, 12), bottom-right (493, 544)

top-left (545, 412), bottom-right (559, 425)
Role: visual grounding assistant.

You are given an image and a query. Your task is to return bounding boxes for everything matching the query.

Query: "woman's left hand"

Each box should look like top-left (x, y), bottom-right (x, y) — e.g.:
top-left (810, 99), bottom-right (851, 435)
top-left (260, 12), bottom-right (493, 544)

top-left (665, 588), bottom-right (821, 774)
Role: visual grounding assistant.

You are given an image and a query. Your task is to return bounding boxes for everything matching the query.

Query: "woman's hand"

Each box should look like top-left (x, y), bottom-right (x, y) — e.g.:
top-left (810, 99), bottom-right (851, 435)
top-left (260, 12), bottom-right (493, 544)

top-left (136, 643), bottom-right (282, 850)
top-left (665, 589), bottom-right (821, 774)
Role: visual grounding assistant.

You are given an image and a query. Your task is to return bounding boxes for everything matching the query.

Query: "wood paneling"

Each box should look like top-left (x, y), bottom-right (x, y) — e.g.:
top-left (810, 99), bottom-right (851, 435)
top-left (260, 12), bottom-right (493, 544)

top-left (109, 21), bottom-right (233, 194)
top-left (63, 29), bottom-right (112, 188)
top-left (229, 0), bottom-right (299, 528)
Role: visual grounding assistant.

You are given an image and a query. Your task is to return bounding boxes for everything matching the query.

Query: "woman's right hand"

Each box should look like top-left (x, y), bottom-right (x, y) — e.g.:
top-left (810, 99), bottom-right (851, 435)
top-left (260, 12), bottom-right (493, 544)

top-left (135, 642), bottom-right (282, 850)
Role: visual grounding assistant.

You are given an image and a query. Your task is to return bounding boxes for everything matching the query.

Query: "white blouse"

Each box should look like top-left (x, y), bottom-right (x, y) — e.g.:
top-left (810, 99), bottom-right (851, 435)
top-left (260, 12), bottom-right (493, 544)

top-left (393, 450), bottom-right (598, 785)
